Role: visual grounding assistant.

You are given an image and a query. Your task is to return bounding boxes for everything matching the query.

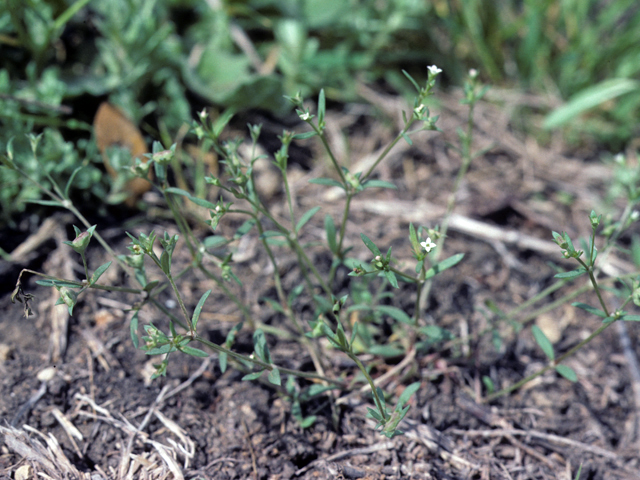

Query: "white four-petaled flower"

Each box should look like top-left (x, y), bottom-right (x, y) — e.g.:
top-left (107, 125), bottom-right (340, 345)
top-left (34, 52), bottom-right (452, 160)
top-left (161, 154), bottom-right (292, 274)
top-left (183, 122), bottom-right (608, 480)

top-left (420, 237), bottom-right (436, 252)
top-left (427, 65), bottom-right (442, 76)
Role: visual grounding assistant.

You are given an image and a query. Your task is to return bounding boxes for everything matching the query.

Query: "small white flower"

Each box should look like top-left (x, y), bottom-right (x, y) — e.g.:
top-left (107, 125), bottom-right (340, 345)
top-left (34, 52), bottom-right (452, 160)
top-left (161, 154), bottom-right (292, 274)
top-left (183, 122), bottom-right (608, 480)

top-left (299, 111), bottom-right (311, 121)
top-left (469, 68), bottom-right (478, 79)
top-left (427, 65), bottom-right (442, 76)
top-left (414, 104), bottom-right (426, 116)
top-left (420, 237), bottom-right (437, 252)
top-left (631, 210), bottom-right (639, 221)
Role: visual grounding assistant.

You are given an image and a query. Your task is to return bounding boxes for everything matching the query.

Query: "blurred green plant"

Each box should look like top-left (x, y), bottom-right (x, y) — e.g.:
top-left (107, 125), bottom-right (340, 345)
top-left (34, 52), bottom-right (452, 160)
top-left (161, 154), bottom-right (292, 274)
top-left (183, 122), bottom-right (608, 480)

top-left (9, 67), bottom-right (461, 437)
top-left (2, 0), bottom-right (639, 222)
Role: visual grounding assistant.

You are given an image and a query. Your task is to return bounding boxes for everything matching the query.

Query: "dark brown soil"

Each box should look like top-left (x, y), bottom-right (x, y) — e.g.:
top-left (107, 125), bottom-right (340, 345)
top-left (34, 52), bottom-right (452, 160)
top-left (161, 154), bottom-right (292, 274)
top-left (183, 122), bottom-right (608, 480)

top-left (2, 90), bottom-right (640, 479)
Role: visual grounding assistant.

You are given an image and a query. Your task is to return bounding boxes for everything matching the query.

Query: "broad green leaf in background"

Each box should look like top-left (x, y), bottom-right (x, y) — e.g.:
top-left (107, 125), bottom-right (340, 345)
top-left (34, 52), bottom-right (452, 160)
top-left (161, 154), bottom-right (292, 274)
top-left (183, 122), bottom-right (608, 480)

top-left (544, 78), bottom-right (640, 129)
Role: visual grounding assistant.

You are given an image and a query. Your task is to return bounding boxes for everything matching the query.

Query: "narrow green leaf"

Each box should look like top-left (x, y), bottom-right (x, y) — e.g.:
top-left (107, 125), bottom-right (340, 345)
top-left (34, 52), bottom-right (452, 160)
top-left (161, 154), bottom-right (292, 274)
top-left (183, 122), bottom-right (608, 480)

top-left (367, 407), bottom-right (383, 422)
top-left (253, 329), bottom-right (271, 363)
top-left (375, 386), bottom-right (386, 415)
top-left (482, 376), bottom-right (495, 394)
top-left (259, 231), bottom-right (285, 240)
top-left (186, 195), bottom-right (219, 209)
top-left (64, 166), bottom-right (83, 198)
top-left (401, 133), bottom-right (412, 145)
top-left (325, 214), bottom-right (337, 254)
top-left (424, 253), bottom-right (465, 280)
top-left (36, 280), bottom-right (80, 288)
top-left (165, 187), bottom-right (218, 209)
top-left (419, 325), bottom-right (450, 342)
top-left (554, 269), bottom-right (587, 279)
top-left (402, 70), bottom-right (421, 92)
top-left (263, 297), bottom-right (285, 314)
top-left (317, 89), bottom-right (325, 125)
top-left (213, 108), bottom-right (235, 137)
top-left (90, 261), bottom-right (112, 286)
top-left (396, 381), bottom-right (420, 410)
top-left (143, 280), bottom-right (159, 292)
top-left (192, 289), bottom-right (212, 331)
top-left (555, 364), bottom-right (577, 382)
top-left (350, 321), bottom-right (358, 347)
top-left (384, 270), bottom-right (399, 288)
top-left (376, 305), bottom-right (412, 325)
top-left (295, 206), bottom-right (321, 233)
top-left (242, 371), bottom-right (263, 381)
top-left (309, 178), bottom-right (343, 188)
top-left (360, 233), bottom-right (382, 256)
top-left (219, 352), bottom-right (228, 372)
top-left (164, 187), bottom-right (191, 197)
top-left (160, 250), bottom-right (171, 274)
top-left (130, 311), bottom-right (139, 349)
top-left (287, 284), bottom-right (304, 306)
top-left (532, 325), bottom-right (554, 361)
top-left (544, 78), bottom-right (640, 129)
top-left (268, 367), bottom-right (281, 386)
top-left (620, 315), bottom-right (640, 322)
top-left (234, 219), bottom-right (256, 239)
top-left (293, 131), bottom-right (317, 140)
top-left (368, 344), bottom-right (404, 357)
top-left (362, 180), bottom-right (397, 189)
top-left (203, 235), bottom-right (228, 249)
top-left (299, 416), bottom-right (316, 428)
top-left (408, 223), bottom-right (419, 252)
top-left (571, 302), bottom-right (607, 318)
top-left (25, 199), bottom-right (64, 207)
top-left (306, 384), bottom-right (336, 398)
top-left (146, 344), bottom-right (175, 355)
top-left (335, 322), bottom-right (349, 350)
top-left (180, 344), bottom-right (209, 358)
top-left (320, 322), bottom-right (338, 344)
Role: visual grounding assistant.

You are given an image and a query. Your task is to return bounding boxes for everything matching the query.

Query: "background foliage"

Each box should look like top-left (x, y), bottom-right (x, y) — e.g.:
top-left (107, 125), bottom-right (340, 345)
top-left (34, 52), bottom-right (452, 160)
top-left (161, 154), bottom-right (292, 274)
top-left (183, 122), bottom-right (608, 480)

top-left (1, 0), bottom-right (639, 223)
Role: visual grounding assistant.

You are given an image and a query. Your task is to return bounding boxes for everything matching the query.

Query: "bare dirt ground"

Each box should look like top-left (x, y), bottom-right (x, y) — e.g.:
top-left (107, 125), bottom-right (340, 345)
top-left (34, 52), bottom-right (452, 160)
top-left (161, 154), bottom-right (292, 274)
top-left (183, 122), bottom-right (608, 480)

top-left (2, 89), bottom-right (640, 479)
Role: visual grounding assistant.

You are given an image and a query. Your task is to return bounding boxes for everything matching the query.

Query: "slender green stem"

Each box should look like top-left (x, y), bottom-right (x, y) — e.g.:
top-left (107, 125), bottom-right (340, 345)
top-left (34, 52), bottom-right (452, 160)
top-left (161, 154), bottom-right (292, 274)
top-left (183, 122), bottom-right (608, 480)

top-left (348, 351), bottom-right (387, 420)
top-left (420, 96), bottom-right (477, 314)
top-left (362, 124), bottom-right (412, 181)
top-left (149, 297), bottom-right (189, 331)
top-left (17, 269), bottom-right (143, 294)
top-left (313, 126), bottom-right (347, 186)
top-left (166, 272), bottom-right (194, 334)
top-left (337, 194), bottom-right (354, 255)
top-left (194, 335), bottom-right (345, 386)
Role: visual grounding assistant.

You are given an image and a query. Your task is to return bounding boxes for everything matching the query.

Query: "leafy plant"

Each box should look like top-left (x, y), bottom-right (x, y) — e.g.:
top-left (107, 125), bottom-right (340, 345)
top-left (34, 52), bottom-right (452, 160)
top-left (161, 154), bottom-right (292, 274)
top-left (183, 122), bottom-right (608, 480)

top-left (3, 0), bottom-right (639, 223)
top-left (8, 66), bottom-right (474, 437)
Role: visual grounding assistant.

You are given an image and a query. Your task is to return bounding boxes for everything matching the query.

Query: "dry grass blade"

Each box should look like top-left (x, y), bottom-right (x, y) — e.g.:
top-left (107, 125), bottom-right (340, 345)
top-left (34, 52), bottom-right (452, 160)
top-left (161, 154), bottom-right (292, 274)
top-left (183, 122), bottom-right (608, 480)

top-left (0, 425), bottom-right (85, 479)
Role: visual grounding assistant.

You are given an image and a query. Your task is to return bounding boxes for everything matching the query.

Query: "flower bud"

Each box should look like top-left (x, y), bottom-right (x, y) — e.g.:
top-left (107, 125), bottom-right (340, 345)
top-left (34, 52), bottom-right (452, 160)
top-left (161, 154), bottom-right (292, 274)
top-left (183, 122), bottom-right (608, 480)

top-left (59, 287), bottom-right (77, 310)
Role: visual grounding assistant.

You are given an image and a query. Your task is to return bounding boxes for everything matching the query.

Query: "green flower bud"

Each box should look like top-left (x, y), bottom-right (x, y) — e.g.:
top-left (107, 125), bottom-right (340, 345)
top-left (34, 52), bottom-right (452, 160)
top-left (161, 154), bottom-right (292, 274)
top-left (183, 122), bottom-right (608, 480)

top-left (59, 287), bottom-right (77, 310)
top-left (152, 149), bottom-right (174, 166)
top-left (64, 226), bottom-right (96, 254)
